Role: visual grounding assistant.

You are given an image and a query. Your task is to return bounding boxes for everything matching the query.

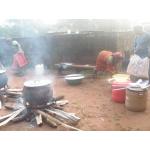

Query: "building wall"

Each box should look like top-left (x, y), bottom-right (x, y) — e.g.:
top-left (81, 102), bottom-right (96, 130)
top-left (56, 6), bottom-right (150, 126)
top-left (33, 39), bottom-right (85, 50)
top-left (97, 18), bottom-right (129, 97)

top-left (0, 31), bottom-right (134, 68)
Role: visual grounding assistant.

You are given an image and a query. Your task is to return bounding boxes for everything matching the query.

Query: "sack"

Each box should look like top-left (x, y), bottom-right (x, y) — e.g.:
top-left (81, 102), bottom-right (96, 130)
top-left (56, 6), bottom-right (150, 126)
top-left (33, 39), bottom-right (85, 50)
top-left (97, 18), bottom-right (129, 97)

top-left (127, 55), bottom-right (149, 79)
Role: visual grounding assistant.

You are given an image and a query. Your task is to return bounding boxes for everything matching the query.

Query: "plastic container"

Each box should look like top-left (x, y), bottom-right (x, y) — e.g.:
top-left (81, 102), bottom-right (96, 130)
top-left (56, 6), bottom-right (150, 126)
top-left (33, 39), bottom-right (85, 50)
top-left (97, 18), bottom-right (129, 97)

top-left (112, 88), bottom-right (126, 103)
top-left (111, 81), bottom-right (131, 103)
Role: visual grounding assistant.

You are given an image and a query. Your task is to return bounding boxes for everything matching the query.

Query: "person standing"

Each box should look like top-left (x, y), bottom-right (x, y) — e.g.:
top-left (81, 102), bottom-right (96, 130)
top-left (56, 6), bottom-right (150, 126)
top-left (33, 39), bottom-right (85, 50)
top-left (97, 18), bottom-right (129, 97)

top-left (127, 25), bottom-right (150, 81)
top-left (11, 40), bottom-right (28, 76)
top-left (133, 25), bottom-right (150, 58)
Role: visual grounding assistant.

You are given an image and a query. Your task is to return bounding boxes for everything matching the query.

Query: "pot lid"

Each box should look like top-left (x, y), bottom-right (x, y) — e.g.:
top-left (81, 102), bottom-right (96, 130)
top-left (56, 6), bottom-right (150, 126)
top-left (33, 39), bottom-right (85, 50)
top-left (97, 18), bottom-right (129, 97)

top-left (24, 79), bottom-right (51, 87)
top-left (127, 86), bottom-right (146, 92)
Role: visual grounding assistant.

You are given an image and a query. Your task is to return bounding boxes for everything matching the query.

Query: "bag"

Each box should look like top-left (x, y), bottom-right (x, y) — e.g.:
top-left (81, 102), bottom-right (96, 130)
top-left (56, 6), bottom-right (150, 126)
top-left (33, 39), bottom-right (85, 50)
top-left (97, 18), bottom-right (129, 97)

top-left (127, 55), bottom-right (149, 79)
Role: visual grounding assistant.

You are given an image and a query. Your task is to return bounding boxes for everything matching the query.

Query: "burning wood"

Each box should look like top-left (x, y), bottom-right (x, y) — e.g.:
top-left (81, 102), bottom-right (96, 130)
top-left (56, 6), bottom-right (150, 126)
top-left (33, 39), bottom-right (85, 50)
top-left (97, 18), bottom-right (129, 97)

top-left (0, 88), bottom-right (81, 131)
top-left (0, 107), bottom-right (25, 127)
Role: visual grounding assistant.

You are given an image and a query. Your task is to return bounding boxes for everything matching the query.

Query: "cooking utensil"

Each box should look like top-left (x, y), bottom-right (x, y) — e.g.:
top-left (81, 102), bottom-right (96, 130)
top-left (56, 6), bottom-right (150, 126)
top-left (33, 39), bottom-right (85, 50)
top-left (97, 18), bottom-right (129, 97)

top-left (65, 74), bottom-right (84, 85)
top-left (23, 79), bottom-right (53, 107)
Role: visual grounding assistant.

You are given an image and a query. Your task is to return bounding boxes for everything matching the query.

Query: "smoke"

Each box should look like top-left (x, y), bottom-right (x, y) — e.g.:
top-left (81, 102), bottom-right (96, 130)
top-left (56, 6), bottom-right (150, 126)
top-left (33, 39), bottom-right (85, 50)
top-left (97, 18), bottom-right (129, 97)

top-left (17, 37), bottom-right (49, 70)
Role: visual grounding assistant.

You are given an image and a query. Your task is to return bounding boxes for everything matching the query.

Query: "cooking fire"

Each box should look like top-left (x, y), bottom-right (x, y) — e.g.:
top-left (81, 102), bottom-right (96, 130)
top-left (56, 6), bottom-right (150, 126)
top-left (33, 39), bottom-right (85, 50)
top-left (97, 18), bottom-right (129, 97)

top-left (0, 78), bottom-right (81, 131)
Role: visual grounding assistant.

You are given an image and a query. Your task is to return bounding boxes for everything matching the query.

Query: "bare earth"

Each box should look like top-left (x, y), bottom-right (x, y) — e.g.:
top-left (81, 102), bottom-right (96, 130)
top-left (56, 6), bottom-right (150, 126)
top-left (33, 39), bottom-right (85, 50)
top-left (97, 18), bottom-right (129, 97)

top-left (0, 71), bottom-right (150, 131)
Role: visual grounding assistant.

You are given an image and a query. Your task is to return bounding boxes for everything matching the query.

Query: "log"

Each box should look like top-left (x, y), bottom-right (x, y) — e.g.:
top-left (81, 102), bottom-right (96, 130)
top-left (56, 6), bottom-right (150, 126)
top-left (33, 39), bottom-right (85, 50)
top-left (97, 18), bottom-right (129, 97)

top-left (5, 105), bottom-right (15, 110)
top-left (56, 100), bottom-right (69, 106)
top-left (6, 91), bottom-right (22, 95)
top-left (34, 110), bottom-right (57, 128)
top-left (46, 118), bottom-right (58, 128)
top-left (45, 109), bottom-right (72, 123)
top-left (36, 110), bottom-right (82, 131)
top-left (0, 107), bottom-right (25, 127)
top-left (11, 109), bottom-right (28, 123)
top-left (4, 103), bottom-right (19, 110)
top-left (53, 109), bottom-right (80, 122)
top-left (0, 111), bottom-right (18, 122)
top-left (45, 108), bottom-right (80, 124)
top-left (35, 114), bottom-right (43, 126)
top-left (7, 89), bottom-right (23, 92)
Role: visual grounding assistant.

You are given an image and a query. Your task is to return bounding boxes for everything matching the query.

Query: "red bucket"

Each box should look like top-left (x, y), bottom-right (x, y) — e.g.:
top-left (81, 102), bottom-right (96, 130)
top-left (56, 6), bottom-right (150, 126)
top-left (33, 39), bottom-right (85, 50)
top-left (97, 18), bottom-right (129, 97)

top-left (112, 88), bottom-right (126, 103)
top-left (112, 81), bottom-right (131, 103)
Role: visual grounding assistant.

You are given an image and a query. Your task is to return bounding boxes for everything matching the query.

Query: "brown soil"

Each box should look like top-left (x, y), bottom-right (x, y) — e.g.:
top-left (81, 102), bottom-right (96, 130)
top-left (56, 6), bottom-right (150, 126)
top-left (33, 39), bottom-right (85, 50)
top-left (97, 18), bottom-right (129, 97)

top-left (0, 71), bottom-right (150, 131)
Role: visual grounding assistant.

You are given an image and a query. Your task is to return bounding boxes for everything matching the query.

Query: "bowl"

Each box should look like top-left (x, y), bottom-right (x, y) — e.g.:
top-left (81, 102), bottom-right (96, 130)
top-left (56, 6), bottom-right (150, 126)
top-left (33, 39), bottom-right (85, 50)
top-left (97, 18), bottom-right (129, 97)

top-left (65, 74), bottom-right (85, 85)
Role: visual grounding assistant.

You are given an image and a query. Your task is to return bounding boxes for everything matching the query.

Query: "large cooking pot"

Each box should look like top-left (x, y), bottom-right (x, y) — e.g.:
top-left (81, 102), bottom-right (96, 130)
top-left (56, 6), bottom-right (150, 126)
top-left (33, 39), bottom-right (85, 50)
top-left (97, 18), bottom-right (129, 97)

top-left (23, 79), bottom-right (53, 107)
top-left (0, 70), bottom-right (8, 89)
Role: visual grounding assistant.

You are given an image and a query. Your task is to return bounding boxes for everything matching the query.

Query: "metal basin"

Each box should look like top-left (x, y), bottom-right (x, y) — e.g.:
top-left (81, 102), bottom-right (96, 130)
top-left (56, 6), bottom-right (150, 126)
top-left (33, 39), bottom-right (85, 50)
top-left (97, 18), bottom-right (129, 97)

top-left (65, 74), bottom-right (84, 85)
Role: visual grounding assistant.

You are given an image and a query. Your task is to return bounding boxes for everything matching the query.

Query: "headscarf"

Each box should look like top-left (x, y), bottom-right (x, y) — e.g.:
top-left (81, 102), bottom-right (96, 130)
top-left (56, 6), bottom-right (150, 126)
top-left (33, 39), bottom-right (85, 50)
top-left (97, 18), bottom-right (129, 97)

top-left (112, 52), bottom-right (123, 59)
top-left (12, 40), bottom-right (23, 52)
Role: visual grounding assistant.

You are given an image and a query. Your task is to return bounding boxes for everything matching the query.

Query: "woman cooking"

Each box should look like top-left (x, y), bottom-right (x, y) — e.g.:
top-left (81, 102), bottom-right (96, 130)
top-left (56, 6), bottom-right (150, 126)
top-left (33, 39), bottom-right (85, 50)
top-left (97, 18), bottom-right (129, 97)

top-left (94, 50), bottom-right (123, 77)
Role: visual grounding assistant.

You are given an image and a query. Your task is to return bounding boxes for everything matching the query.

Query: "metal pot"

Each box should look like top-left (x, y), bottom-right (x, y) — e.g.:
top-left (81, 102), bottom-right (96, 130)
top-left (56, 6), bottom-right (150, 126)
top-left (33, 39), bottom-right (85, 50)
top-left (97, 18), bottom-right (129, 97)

top-left (0, 70), bottom-right (8, 89)
top-left (23, 79), bottom-right (53, 107)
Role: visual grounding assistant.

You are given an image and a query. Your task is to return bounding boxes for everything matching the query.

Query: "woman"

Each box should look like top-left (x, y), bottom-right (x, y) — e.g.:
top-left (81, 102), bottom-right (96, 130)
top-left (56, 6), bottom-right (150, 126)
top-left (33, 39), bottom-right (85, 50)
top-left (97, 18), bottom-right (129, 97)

top-left (127, 26), bottom-right (150, 82)
top-left (94, 50), bottom-right (123, 77)
top-left (11, 41), bottom-right (28, 75)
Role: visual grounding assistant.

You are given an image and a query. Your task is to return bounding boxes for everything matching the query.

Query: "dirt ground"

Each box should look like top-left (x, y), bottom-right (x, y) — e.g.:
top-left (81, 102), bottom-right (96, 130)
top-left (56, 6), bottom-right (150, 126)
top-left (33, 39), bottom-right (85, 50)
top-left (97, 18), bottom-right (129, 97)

top-left (0, 71), bottom-right (150, 131)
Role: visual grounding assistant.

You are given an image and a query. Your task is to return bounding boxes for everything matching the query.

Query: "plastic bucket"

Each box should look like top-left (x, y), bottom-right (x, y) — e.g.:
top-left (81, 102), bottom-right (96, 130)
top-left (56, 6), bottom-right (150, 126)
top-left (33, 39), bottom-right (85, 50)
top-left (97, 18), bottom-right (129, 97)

top-left (112, 88), bottom-right (126, 103)
top-left (111, 81), bottom-right (131, 103)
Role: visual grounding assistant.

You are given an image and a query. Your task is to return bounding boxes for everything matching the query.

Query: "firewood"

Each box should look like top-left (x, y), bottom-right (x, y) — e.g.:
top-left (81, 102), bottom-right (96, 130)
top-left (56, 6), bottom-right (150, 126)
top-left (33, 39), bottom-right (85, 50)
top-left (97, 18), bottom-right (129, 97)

top-left (56, 100), bottom-right (69, 106)
top-left (35, 114), bottom-right (43, 126)
top-left (45, 108), bottom-right (80, 125)
top-left (6, 91), bottom-right (22, 95)
top-left (45, 109), bottom-right (71, 123)
top-left (4, 105), bottom-right (15, 110)
top-left (11, 109), bottom-right (28, 123)
top-left (46, 118), bottom-right (58, 128)
top-left (0, 111), bottom-right (17, 122)
top-left (7, 89), bottom-right (23, 92)
top-left (36, 110), bottom-right (82, 131)
top-left (51, 105), bottom-right (64, 110)
top-left (0, 107), bottom-right (25, 127)
top-left (53, 109), bottom-right (80, 122)
top-left (4, 103), bottom-right (19, 110)
top-left (35, 110), bottom-right (58, 128)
